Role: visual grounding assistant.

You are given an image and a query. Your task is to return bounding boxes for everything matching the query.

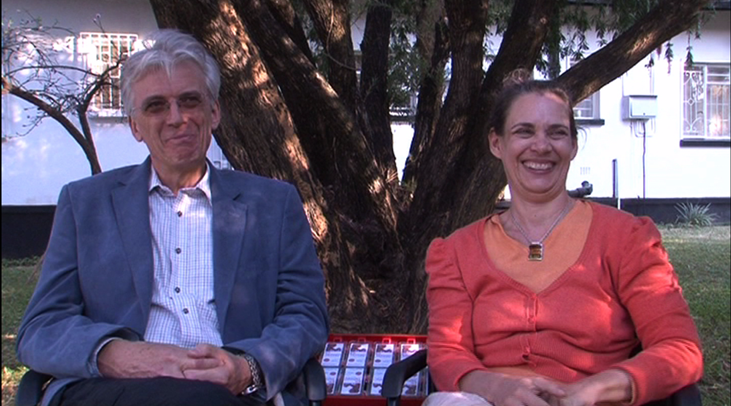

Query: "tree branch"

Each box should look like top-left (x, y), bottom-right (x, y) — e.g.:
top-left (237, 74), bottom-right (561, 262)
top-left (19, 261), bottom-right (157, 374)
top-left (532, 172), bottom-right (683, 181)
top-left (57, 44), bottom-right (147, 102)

top-left (556, 0), bottom-right (711, 104)
top-left (3, 76), bottom-right (102, 174)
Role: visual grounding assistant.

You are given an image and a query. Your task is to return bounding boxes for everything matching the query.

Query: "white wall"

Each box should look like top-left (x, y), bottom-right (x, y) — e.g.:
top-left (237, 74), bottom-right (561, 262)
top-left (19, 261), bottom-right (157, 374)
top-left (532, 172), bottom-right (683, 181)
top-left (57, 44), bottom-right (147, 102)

top-left (567, 10), bottom-right (730, 199)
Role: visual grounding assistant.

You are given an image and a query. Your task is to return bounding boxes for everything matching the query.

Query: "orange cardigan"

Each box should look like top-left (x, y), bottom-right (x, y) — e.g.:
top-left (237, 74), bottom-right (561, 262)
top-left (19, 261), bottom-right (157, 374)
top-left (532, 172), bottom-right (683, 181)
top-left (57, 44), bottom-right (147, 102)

top-left (425, 202), bottom-right (702, 405)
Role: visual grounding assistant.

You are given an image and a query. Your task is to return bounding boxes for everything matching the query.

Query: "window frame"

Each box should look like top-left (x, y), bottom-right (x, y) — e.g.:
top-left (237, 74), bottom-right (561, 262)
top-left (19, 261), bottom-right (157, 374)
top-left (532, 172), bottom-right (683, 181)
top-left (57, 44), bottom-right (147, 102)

top-left (681, 62), bottom-right (731, 146)
top-left (567, 57), bottom-right (604, 126)
top-left (78, 32), bottom-right (139, 117)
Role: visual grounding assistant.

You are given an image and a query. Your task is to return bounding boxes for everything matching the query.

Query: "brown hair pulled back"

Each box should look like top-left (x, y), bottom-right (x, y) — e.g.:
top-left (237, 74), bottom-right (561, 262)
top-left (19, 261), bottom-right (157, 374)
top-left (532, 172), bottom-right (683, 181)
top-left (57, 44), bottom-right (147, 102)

top-left (489, 69), bottom-right (578, 141)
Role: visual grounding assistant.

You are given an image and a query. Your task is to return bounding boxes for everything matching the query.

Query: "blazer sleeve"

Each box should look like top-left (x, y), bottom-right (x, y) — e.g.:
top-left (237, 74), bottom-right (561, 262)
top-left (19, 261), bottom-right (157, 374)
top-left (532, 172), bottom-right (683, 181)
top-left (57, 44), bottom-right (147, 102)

top-left (609, 216), bottom-right (703, 405)
top-left (223, 185), bottom-right (329, 400)
top-left (16, 185), bottom-right (140, 379)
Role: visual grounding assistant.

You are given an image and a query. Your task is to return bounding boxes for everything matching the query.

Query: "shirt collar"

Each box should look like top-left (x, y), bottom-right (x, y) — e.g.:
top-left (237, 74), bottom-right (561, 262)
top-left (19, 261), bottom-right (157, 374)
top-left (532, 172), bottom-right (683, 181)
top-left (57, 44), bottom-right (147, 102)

top-left (149, 162), bottom-right (213, 202)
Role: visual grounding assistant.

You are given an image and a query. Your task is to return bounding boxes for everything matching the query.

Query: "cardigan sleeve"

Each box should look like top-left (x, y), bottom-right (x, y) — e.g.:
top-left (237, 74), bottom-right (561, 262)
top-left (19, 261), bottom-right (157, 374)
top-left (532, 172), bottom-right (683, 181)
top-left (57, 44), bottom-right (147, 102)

top-left (609, 216), bottom-right (703, 405)
top-left (425, 237), bottom-right (489, 391)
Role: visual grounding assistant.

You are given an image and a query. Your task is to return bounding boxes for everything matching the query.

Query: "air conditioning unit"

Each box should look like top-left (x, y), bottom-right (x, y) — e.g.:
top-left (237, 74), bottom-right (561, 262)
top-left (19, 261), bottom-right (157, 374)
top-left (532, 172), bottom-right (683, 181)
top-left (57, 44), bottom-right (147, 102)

top-left (622, 95), bottom-right (657, 120)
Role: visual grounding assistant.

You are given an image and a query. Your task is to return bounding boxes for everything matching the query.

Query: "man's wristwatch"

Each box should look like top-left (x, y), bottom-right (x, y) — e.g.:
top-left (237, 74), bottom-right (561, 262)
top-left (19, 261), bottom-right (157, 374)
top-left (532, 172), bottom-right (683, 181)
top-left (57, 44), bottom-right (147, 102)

top-left (240, 353), bottom-right (263, 395)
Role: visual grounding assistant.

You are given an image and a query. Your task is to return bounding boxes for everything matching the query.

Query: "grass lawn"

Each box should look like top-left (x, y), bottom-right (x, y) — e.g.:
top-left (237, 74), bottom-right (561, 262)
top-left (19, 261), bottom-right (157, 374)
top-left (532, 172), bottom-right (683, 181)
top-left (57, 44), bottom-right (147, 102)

top-left (2, 226), bottom-right (730, 405)
top-left (661, 225), bottom-right (731, 405)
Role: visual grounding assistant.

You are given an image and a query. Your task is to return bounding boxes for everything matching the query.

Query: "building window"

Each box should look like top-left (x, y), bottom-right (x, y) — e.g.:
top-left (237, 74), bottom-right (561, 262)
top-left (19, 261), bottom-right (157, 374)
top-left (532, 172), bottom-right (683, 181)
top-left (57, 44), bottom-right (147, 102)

top-left (683, 63), bottom-right (730, 141)
top-left (573, 93), bottom-right (600, 119)
top-left (568, 58), bottom-right (602, 123)
top-left (79, 32), bottom-right (138, 116)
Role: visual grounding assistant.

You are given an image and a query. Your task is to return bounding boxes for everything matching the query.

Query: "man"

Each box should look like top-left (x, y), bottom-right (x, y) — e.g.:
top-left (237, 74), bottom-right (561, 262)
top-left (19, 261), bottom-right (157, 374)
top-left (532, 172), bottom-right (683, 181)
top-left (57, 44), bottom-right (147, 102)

top-left (16, 29), bottom-right (329, 406)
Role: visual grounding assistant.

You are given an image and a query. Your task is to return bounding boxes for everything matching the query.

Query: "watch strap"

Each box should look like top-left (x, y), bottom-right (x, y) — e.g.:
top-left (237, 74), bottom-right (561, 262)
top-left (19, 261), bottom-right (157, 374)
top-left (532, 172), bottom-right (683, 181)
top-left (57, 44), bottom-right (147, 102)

top-left (240, 353), bottom-right (263, 394)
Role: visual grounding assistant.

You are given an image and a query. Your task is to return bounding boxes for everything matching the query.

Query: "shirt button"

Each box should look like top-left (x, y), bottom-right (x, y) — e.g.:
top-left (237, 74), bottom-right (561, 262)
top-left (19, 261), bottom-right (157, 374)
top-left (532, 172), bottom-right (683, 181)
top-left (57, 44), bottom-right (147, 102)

top-left (183, 308), bottom-right (189, 314)
top-left (177, 211), bottom-right (183, 217)
top-left (174, 287), bottom-right (181, 293)
top-left (175, 248), bottom-right (182, 254)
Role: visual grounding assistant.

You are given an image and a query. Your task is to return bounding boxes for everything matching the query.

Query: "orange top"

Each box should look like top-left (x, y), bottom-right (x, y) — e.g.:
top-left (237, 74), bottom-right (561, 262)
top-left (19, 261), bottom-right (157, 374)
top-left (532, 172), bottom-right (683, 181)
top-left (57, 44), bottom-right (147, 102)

top-left (425, 201), bottom-right (702, 405)
top-left (486, 200), bottom-right (592, 294)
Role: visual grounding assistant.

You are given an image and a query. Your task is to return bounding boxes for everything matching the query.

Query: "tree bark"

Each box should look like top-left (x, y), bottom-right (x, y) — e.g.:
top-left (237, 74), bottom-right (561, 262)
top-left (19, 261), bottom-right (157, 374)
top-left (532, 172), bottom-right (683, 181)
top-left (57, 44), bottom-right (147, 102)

top-left (230, 0), bottom-right (406, 287)
top-left (360, 0), bottom-right (399, 186)
top-left (300, 0), bottom-right (359, 112)
top-left (402, 2), bottom-right (448, 189)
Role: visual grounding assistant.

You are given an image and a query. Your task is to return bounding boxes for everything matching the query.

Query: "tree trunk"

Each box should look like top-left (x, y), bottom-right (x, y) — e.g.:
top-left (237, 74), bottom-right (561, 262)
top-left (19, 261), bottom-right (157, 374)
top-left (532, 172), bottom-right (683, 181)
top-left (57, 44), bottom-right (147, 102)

top-left (301, 0), bottom-right (359, 112)
top-left (360, 0), bottom-right (399, 186)
top-left (402, 4), bottom-right (449, 189)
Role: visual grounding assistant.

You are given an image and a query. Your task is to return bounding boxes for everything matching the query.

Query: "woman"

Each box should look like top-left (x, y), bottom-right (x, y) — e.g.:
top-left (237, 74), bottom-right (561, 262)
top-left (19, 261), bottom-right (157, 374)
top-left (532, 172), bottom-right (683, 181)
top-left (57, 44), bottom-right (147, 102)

top-left (424, 72), bottom-right (702, 406)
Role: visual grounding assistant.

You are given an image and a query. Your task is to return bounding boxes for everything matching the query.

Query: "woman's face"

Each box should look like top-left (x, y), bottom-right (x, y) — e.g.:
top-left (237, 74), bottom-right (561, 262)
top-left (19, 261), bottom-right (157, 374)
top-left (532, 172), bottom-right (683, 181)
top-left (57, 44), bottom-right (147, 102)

top-left (489, 92), bottom-right (577, 203)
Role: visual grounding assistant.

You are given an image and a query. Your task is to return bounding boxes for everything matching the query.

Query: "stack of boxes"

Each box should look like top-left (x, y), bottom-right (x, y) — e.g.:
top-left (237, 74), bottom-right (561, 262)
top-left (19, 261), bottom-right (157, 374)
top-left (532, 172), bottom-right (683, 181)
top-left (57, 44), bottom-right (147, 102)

top-left (320, 334), bottom-right (429, 405)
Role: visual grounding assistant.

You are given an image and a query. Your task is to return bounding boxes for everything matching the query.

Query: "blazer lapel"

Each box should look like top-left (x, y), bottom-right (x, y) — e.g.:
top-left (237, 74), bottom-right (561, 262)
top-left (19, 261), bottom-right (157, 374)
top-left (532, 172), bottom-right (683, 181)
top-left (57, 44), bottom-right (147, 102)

top-left (210, 166), bottom-right (248, 327)
top-left (111, 159), bottom-right (154, 320)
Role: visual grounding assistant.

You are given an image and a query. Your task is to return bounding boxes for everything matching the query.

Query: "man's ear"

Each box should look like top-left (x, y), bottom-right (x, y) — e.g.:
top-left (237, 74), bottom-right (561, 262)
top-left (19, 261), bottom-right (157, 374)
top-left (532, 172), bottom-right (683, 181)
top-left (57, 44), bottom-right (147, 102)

top-left (211, 100), bottom-right (221, 130)
top-left (488, 129), bottom-right (503, 159)
top-left (129, 116), bottom-right (143, 142)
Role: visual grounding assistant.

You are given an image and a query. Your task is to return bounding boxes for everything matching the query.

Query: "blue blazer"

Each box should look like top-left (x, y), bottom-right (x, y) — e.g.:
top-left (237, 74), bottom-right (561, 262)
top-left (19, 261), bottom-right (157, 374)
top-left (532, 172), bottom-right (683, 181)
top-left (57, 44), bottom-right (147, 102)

top-left (16, 158), bottom-right (329, 405)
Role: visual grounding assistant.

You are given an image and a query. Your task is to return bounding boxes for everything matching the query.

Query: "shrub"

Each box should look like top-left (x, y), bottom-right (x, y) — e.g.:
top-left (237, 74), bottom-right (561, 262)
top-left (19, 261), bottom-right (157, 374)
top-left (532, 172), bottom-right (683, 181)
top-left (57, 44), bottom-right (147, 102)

top-left (675, 202), bottom-right (718, 227)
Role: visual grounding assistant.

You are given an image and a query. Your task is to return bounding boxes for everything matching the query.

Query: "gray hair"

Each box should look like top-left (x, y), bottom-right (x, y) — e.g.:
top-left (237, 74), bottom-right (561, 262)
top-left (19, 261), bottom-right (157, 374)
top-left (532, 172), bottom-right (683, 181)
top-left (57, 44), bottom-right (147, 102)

top-left (120, 29), bottom-right (221, 115)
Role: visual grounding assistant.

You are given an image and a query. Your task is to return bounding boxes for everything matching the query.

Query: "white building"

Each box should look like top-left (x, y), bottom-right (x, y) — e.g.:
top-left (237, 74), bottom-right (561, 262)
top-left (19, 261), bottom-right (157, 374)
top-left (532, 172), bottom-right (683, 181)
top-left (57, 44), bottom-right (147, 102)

top-left (2, 0), bottom-right (729, 256)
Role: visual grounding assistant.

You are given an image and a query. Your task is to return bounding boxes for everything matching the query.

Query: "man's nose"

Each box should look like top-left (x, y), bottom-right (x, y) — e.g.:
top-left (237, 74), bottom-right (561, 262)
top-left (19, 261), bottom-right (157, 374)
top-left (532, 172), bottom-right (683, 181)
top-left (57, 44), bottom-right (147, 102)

top-left (165, 101), bottom-right (184, 125)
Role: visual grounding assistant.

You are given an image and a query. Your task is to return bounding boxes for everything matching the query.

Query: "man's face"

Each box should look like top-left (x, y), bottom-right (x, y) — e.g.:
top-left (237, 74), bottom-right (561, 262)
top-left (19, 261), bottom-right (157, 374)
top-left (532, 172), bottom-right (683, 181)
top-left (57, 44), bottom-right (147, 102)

top-left (128, 61), bottom-right (220, 178)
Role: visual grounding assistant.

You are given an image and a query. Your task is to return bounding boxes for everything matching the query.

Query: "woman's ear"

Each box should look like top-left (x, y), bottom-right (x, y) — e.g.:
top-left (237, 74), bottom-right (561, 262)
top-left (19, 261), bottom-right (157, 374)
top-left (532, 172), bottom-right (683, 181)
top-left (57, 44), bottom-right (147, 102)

top-left (488, 129), bottom-right (502, 159)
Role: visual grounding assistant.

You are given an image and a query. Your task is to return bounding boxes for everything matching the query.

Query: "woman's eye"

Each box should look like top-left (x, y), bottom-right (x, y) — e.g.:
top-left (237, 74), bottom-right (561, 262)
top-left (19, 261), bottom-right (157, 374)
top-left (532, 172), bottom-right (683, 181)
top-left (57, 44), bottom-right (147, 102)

top-left (515, 128), bottom-right (533, 137)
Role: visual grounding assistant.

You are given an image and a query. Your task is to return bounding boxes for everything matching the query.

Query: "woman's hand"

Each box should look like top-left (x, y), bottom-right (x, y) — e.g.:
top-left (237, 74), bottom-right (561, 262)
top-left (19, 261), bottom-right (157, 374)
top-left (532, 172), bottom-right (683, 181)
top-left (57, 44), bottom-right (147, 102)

top-left (546, 369), bottom-right (633, 406)
top-left (460, 370), bottom-right (566, 406)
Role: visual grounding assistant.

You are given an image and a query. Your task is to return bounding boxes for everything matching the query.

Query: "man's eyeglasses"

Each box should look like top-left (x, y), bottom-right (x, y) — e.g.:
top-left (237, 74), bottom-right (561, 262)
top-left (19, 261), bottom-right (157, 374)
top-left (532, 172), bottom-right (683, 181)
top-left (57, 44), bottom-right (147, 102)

top-left (134, 92), bottom-right (208, 117)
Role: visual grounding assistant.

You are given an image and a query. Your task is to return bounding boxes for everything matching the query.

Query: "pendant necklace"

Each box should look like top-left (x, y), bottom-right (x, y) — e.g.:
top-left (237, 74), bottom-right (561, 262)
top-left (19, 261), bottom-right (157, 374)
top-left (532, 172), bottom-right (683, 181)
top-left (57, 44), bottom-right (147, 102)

top-left (510, 202), bottom-right (572, 261)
